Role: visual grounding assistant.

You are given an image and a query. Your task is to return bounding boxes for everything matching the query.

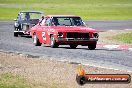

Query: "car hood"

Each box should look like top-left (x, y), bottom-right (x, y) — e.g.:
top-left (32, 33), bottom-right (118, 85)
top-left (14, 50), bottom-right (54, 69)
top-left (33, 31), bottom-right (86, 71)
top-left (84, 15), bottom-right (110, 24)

top-left (52, 26), bottom-right (97, 33)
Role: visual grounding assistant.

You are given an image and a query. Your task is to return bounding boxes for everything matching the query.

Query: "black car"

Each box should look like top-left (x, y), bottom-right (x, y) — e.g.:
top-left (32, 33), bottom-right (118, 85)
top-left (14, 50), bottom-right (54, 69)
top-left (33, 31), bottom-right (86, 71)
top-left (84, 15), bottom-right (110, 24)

top-left (14, 11), bottom-right (44, 37)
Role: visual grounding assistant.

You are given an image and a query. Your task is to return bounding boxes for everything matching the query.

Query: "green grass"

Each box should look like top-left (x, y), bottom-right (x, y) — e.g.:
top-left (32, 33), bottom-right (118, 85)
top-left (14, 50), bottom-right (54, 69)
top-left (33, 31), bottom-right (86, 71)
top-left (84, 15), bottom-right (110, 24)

top-left (0, 73), bottom-right (64, 88)
top-left (0, 73), bottom-right (31, 88)
top-left (113, 32), bottom-right (132, 44)
top-left (0, 0), bottom-right (132, 20)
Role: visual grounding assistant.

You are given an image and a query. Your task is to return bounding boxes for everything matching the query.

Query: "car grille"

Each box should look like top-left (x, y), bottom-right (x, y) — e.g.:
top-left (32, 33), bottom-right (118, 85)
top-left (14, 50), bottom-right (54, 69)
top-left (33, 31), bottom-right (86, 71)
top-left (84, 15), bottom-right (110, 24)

top-left (66, 32), bottom-right (89, 39)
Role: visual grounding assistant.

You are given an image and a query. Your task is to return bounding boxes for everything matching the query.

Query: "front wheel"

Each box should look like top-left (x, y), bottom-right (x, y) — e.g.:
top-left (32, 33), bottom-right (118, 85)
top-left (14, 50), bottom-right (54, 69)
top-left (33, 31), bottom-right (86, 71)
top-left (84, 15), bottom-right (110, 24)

top-left (33, 33), bottom-right (41, 46)
top-left (50, 35), bottom-right (58, 48)
top-left (88, 42), bottom-right (96, 50)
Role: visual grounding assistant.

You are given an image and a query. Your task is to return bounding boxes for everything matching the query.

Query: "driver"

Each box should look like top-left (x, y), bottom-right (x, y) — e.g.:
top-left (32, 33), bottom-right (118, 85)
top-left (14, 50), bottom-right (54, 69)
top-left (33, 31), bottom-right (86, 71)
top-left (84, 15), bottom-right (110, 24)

top-left (52, 18), bottom-right (59, 26)
top-left (25, 13), bottom-right (30, 21)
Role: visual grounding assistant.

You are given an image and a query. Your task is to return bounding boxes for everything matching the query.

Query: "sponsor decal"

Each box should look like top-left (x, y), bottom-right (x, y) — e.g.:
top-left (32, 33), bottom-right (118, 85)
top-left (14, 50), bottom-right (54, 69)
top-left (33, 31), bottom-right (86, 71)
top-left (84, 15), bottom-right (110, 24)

top-left (80, 28), bottom-right (95, 30)
top-left (48, 29), bottom-right (54, 32)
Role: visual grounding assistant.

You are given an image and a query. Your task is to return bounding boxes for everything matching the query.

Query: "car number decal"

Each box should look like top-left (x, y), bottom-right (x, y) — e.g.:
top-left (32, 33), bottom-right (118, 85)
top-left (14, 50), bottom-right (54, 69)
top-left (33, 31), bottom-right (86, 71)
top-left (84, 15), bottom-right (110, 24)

top-left (42, 32), bottom-right (46, 41)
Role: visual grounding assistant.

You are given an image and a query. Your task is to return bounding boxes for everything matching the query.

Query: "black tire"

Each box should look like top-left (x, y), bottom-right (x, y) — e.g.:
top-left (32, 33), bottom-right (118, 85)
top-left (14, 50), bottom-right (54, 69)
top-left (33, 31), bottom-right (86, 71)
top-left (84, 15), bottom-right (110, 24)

top-left (33, 33), bottom-right (41, 46)
top-left (70, 44), bottom-right (78, 49)
top-left (14, 32), bottom-right (18, 37)
top-left (50, 35), bottom-right (58, 48)
top-left (88, 42), bottom-right (97, 50)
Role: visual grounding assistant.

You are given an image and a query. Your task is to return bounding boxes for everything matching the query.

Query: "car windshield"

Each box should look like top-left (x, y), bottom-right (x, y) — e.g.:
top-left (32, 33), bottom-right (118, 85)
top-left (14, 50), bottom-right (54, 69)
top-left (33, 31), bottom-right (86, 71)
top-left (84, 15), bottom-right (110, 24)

top-left (20, 12), bottom-right (43, 20)
top-left (52, 17), bottom-right (85, 26)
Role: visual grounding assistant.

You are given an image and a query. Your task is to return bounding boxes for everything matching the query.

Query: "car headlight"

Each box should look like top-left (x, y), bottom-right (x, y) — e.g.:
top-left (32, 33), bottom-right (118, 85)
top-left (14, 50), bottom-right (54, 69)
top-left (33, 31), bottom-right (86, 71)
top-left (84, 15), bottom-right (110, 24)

top-left (58, 32), bottom-right (63, 37)
top-left (15, 22), bottom-right (19, 27)
top-left (93, 33), bottom-right (99, 38)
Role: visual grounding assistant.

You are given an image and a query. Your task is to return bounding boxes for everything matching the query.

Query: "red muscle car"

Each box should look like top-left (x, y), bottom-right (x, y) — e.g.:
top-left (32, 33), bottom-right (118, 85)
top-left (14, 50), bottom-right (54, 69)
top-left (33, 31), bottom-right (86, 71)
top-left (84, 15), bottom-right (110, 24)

top-left (31, 15), bottom-right (99, 50)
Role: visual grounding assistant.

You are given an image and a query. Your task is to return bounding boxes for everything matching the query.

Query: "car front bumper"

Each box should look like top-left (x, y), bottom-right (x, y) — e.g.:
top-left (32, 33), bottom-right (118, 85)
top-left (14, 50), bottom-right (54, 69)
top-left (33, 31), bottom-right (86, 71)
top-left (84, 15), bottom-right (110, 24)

top-left (14, 31), bottom-right (31, 35)
top-left (55, 38), bottom-right (98, 45)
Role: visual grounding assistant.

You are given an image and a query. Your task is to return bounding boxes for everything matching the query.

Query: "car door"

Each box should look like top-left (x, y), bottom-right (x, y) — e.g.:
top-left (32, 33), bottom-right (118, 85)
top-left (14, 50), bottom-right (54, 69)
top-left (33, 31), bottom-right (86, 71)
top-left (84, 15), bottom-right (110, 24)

top-left (44, 17), bottom-right (53, 44)
top-left (37, 17), bottom-right (48, 44)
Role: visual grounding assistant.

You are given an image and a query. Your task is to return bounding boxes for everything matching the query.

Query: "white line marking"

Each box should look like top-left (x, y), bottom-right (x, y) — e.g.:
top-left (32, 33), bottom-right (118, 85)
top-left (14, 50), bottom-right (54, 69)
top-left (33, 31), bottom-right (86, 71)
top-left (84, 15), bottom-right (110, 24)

top-left (128, 48), bottom-right (132, 51)
top-left (103, 45), bottom-right (120, 49)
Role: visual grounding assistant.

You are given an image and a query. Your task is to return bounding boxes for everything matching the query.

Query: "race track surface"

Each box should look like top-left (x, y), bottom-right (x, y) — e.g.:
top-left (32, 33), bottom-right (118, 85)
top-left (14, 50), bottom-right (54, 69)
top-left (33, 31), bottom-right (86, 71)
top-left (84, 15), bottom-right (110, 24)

top-left (85, 20), bottom-right (132, 31)
top-left (0, 21), bottom-right (132, 71)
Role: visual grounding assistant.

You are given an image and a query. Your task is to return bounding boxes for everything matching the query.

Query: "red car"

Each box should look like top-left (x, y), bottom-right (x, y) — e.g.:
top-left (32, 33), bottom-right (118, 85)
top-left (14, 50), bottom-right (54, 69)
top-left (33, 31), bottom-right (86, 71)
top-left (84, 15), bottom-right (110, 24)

top-left (31, 15), bottom-right (99, 50)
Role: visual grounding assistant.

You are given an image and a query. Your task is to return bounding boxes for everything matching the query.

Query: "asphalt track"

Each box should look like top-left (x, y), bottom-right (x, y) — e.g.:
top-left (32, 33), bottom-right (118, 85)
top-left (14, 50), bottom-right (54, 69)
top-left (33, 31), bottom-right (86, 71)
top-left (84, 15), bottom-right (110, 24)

top-left (85, 20), bottom-right (132, 31)
top-left (0, 21), bottom-right (132, 71)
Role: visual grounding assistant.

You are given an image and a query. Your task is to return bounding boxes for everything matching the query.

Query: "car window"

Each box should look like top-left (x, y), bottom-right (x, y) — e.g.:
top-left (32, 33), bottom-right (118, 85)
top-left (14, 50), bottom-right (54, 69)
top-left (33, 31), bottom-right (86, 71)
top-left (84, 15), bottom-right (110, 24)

top-left (72, 17), bottom-right (83, 26)
top-left (20, 13), bottom-right (26, 20)
top-left (17, 14), bottom-right (22, 21)
top-left (45, 18), bottom-right (51, 26)
top-left (19, 12), bottom-right (43, 21)
top-left (40, 18), bottom-right (46, 26)
top-left (29, 13), bottom-right (42, 19)
top-left (58, 18), bottom-right (72, 26)
top-left (52, 17), bottom-right (85, 26)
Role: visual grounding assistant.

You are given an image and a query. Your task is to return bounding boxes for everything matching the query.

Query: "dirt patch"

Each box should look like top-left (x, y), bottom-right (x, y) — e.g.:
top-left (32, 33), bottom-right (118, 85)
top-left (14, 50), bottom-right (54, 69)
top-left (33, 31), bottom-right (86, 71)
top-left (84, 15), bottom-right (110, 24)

top-left (0, 51), bottom-right (132, 88)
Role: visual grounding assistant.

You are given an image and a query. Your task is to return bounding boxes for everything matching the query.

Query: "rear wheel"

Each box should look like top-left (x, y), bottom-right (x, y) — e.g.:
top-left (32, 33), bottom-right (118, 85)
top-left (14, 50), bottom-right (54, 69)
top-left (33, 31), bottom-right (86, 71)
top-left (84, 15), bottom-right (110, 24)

top-left (88, 42), bottom-right (96, 50)
top-left (33, 33), bottom-right (41, 46)
top-left (50, 35), bottom-right (58, 48)
top-left (70, 44), bottom-right (78, 49)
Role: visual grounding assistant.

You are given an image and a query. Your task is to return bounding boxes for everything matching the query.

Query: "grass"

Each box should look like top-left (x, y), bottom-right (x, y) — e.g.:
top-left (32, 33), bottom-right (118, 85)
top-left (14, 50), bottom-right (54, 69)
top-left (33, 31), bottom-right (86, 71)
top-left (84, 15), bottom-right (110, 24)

top-left (0, 0), bottom-right (132, 20)
top-left (0, 73), bottom-right (62, 88)
top-left (112, 32), bottom-right (132, 44)
top-left (0, 73), bottom-right (31, 88)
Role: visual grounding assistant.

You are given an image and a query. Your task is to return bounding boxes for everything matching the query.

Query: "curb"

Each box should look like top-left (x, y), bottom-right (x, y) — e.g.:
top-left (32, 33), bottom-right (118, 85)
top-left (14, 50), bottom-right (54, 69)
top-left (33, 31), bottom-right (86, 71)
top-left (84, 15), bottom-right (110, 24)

top-left (97, 44), bottom-right (132, 51)
top-left (128, 48), bottom-right (132, 51)
top-left (97, 29), bottom-right (132, 51)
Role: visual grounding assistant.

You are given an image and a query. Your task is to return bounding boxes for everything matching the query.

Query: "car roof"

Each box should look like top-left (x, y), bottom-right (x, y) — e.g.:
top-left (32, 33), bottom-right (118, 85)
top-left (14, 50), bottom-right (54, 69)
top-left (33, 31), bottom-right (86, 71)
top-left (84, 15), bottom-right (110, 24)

top-left (20, 11), bottom-right (43, 14)
top-left (46, 15), bottom-right (80, 18)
